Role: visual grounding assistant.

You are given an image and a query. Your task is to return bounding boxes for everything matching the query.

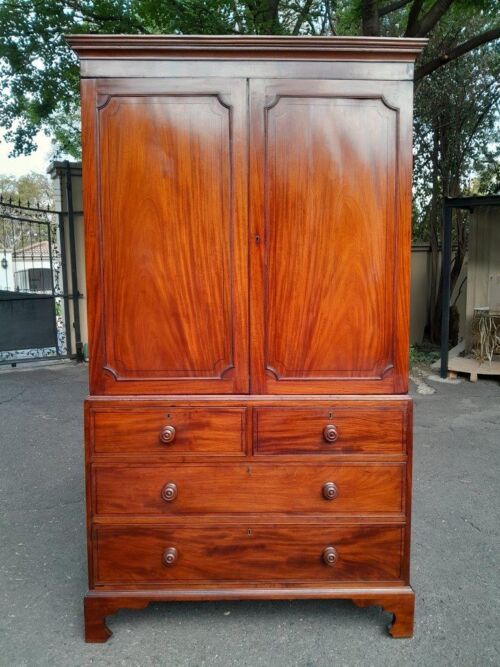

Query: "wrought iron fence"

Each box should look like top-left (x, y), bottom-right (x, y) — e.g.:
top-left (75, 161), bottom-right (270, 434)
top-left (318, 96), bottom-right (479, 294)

top-left (0, 196), bottom-right (71, 364)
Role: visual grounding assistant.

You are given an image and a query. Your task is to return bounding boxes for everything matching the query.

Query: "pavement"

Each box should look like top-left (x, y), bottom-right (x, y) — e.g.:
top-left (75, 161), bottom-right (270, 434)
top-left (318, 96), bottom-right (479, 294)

top-left (0, 362), bottom-right (498, 666)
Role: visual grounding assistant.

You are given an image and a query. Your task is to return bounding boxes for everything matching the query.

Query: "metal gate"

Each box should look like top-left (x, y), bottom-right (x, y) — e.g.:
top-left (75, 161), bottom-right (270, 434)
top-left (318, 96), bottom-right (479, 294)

top-left (0, 196), bottom-right (75, 365)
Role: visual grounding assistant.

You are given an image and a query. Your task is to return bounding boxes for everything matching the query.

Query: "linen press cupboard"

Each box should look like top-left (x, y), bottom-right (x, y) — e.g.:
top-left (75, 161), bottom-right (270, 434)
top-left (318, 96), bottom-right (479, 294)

top-left (68, 34), bottom-right (426, 642)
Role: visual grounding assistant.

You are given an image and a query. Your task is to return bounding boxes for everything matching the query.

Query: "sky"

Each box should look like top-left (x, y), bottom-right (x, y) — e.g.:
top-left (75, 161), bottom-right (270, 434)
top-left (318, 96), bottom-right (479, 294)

top-left (0, 130), bottom-right (54, 177)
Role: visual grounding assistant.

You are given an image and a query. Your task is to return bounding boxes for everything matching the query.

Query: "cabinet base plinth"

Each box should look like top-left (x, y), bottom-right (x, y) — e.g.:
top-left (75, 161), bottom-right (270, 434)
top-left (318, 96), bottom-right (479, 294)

top-left (83, 586), bottom-right (415, 643)
top-left (353, 589), bottom-right (415, 638)
top-left (84, 595), bottom-right (150, 643)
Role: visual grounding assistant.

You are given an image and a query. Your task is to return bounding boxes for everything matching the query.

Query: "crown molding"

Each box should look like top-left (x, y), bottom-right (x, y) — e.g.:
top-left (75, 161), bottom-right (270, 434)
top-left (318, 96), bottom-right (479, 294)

top-left (65, 35), bottom-right (428, 62)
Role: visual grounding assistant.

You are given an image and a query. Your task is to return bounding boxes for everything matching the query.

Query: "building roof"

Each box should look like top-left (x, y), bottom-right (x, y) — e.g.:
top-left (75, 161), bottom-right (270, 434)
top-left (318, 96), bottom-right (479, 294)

top-left (12, 240), bottom-right (51, 258)
top-left (444, 195), bottom-right (500, 209)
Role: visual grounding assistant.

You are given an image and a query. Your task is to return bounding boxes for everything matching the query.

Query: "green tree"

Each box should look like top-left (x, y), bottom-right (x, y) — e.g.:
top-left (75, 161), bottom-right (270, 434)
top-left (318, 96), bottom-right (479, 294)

top-left (413, 19), bottom-right (499, 342)
top-left (0, 1), bottom-right (498, 158)
top-left (0, 171), bottom-right (53, 206)
top-left (0, 172), bottom-right (54, 252)
top-left (1, 0), bottom-right (499, 344)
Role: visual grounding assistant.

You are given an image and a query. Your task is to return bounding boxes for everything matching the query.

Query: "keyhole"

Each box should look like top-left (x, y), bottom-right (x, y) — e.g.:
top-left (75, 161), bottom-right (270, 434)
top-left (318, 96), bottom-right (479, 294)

top-left (247, 529), bottom-right (252, 536)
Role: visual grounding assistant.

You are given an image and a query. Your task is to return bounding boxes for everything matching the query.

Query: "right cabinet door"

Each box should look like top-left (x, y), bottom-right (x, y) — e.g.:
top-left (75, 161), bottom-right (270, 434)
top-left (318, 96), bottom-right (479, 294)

top-left (249, 79), bottom-right (413, 394)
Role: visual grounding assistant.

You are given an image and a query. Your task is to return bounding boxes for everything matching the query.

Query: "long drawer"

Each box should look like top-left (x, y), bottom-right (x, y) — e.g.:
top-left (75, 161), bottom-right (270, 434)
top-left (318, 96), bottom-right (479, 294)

top-left (93, 463), bottom-right (404, 516)
top-left (253, 406), bottom-right (406, 455)
top-left (90, 407), bottom-right (246, 455)
top-left (93, 524), bottom-right (404, 584)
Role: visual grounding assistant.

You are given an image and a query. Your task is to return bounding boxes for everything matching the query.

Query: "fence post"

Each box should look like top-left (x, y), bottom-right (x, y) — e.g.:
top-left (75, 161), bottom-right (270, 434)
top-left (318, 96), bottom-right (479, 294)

top-left (440, 201), bottom-right (452, 378)
top-left (65, 161), bottom-right (84, 362)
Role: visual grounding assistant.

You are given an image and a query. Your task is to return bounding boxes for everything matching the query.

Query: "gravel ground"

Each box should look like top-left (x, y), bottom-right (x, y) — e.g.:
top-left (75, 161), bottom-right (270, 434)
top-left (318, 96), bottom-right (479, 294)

top-left (0, 362), bottom-right (499, 666)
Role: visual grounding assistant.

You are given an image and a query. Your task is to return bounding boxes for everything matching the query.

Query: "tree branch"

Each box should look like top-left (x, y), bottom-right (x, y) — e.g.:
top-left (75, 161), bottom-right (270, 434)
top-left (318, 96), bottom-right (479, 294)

top-left (405, 0), bottom-right (424, 36)
top-left (248, 0), bottom-right (281, 31)
top-left (405, 0), bottom-right (454, 37)
top-left (379, 0), bottom-right (413, 17)
top-left (415, 27), bottom-right (500, 81)
top-left (460, 97), bottom-right (499, 158)
top-left (361, 0), bottom-right (379, 35)
top-left (65, 0), bottom-right (148, 33)
top-left (325, 0), bottom-right (336, 35)
top-left (229, 0), bottom-right (245, 32)
top-left (292, 0), bottom-right (314, 35)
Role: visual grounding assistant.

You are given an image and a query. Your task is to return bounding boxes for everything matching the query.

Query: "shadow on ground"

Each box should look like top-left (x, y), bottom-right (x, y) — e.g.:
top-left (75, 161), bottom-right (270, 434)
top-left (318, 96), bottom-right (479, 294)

top-left (0, 362), bottom-right (498, 666)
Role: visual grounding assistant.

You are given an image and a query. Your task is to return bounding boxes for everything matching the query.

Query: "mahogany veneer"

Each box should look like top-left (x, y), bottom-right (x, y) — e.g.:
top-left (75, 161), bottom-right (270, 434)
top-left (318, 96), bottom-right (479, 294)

top-left (69, 34), bottom-right (426, 643)
top-left (92, 407), bottom-right (247, 455)
top-left (93, 525), bottom-right (405, 584)
top-left (92, 462), bottom-right (405, 516)
top-left (253, 406), bottom-right (406, 455)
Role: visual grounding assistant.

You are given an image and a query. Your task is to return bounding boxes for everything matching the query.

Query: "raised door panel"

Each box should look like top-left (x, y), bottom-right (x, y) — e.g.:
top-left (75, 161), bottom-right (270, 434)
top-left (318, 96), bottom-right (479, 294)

top-left (81, 78), bottom-right (248, 394)
top-left (249, 79), bottom-right (413, 394)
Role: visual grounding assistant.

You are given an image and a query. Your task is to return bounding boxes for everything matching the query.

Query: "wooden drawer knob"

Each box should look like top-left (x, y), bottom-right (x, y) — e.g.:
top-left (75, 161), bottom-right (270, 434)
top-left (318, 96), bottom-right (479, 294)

top-left (162, 547), bottom-right (178, 566)
top-left (161, 482), bottom-right (178, 502)
top-left (322, 482), bottom-right (338, 500)
top-left (160, 425), bottom-right (176, 444)
top-left (323, 424), bottom-right (338, 443)
top-left (322, 546), bottom-right (338, 567)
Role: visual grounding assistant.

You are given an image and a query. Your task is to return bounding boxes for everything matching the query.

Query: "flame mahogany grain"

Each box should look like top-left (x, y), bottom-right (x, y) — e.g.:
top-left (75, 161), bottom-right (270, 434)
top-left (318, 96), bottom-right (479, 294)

top-left (71, 35), bottom-right (424, 643)
top-left (92, 407), bottom-right (247, 456)
top-left (93, 524), bottom-right (404, 584)
top-left (253, 406), bottom-right (406, 455)
top-left (92, 462), bottom-right (405, 516)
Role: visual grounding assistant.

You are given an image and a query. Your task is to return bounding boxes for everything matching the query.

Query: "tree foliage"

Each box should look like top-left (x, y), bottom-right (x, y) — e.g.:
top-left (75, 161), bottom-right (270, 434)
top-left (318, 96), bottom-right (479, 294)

top-left (0, 0), bottom-right (498, 343)
top-left (0, 0), bottom-right (498, 158)
top-left (0, 171), bottom-right (53, 207)
top-left (0, 172), bottom-right (53, 250)
top-left (413, 16), bottom-right (499, 341)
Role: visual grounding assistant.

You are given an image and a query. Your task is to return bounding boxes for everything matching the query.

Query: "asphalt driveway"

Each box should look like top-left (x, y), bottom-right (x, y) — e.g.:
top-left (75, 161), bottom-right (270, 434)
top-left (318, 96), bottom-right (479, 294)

top-left (0, 362), bottom-right (498, 666)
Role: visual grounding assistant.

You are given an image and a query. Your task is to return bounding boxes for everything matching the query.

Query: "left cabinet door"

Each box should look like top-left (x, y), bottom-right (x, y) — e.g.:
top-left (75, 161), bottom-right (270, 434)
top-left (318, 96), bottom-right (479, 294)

top-left (81, 78), bottom-right (248, 395)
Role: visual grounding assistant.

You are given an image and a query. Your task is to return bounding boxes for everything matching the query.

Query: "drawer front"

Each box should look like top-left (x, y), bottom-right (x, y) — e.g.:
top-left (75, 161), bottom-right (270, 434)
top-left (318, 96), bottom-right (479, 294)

top-left (93, 463), bottom-right (404, 515)
top-left (94, 524), bottom-right (404, 584)
top-left (254, 406), bottom-right (406, 455)
top-left (92, 407), bottom-right (246, 455)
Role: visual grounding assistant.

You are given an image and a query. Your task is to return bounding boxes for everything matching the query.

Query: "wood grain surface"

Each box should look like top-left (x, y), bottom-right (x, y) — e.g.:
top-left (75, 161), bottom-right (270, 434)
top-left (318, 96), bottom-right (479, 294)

top-left (82, 78), bottom-right (248, 395)
top-left (92, 407), bottom-right (246, 455)
top-left (67, 34), bottom-right (427, 61)
top-left (254, 406), bottom-right (405, 455)
top-left (93, 524), bottom-right (404, 584)
top-left (74, 35), bottom-right (423, 642)
top-left (249, 78), bottom-right (412, 394)
top-left (92, 462), bottom-right (404, 516)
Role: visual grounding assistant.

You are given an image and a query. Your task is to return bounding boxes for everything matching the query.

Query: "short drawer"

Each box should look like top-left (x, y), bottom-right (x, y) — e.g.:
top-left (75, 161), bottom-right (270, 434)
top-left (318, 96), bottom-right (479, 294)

top-left (93, 524), bottom-right (404, 584)
top-left (91, 407), bottom-right (246, 455)
top-left (93, 463), bottom-right (404, 516)
top-left (254, 406), bottom-right (406, 455)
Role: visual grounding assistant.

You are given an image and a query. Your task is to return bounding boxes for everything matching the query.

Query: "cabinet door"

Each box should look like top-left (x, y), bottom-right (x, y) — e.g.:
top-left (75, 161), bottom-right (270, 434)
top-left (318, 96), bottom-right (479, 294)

top-left (81, 78), bottom-right (248, 394)
top-left (249, 79), bottom-right (413, 394)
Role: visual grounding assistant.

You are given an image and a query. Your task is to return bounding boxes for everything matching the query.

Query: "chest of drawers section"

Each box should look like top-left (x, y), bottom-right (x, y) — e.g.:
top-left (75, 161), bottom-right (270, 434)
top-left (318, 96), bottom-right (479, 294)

top-left (85, 397), bottom-right (412, 596)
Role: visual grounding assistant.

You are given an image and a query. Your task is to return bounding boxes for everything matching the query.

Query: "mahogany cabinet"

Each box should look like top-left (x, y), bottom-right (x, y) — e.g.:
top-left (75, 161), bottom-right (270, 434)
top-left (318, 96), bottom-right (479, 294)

top-left (68, 35), bottom-right (426, 642)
